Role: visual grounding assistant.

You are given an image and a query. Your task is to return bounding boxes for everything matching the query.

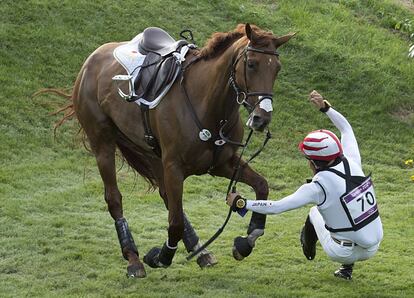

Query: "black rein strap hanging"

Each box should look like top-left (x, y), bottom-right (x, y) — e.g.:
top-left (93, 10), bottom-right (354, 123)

top-left (187, 128), bottom-right (271, 260)
top-left (187, 129), bottom-right (254, 261)
top-left (186, 42), bottom-right (278, 260)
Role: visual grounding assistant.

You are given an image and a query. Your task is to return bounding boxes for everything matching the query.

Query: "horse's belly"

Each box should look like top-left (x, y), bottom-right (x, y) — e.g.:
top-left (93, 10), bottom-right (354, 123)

top-left (183, 145), bottom-right (235, 176)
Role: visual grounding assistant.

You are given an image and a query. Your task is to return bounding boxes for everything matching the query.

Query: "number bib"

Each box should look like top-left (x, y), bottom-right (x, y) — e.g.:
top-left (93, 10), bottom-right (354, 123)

top-left (341, 176), bottom-right (378, 228)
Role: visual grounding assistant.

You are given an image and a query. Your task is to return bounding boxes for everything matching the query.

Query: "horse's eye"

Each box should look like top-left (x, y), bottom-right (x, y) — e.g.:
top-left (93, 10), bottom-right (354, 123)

top-left (247, 60), bottom-right (255, 69)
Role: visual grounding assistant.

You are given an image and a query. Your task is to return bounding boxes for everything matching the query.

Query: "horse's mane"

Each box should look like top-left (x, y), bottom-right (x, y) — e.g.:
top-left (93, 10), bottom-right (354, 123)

top-left (197, 24), bottom-right (276, 60)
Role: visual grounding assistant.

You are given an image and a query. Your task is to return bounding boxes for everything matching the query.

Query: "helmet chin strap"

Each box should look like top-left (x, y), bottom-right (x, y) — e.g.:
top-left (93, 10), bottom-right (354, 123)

top-left (310, 158), bottom-right (338, 175)
top-left (309, 160), bottom-right (318, 174)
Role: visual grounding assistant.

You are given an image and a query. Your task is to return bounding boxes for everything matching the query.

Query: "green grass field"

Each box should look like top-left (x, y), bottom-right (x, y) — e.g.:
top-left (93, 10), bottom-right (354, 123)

top-left (1, 0), bottom-right (414, 297)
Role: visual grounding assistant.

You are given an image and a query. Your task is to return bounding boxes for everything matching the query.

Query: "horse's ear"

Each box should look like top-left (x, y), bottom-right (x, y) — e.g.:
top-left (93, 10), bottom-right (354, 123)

top-left (274, 32), bottom-right (297, 47)
top-left (245, 23), bottom-right (255, 42)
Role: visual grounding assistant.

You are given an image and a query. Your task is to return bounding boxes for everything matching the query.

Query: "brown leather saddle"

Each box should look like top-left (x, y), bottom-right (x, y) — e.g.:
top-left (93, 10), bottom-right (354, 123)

top-left (134, 27), bottom-right (189, 102)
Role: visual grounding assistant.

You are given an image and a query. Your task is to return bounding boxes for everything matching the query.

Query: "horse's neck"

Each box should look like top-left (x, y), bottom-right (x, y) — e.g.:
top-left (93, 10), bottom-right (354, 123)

top-left (189, 42), bottom-right (244, 125)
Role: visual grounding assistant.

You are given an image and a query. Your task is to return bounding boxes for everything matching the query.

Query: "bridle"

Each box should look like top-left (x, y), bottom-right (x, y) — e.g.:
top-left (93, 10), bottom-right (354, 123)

top-left (186, 43), bottom-right (280, 261)
top-left (229, 43), bottom-right (280, 113)
top-left (180, 41), bottom-right (280, 147)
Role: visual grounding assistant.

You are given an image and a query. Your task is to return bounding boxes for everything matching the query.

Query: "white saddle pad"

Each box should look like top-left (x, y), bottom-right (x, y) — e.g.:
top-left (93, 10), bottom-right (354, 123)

top-left (113, 33), bottom-right (145, 77)
top-left (113, 33), bottom-right (190, 109)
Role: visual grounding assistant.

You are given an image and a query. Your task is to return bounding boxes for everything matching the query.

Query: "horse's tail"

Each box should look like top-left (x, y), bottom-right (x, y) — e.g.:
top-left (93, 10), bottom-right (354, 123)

top-left (32, 88), bottom-right (76, 136)
top-left (34, 87), bottom-right (158, 189)
top-left (115, 132), bottom-right (159, 190)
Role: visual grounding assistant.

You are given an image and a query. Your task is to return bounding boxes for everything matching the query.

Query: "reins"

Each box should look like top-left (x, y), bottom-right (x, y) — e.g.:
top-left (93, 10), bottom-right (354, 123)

top-left (181, 40), bottom-right (277, 260)
top-left (187, 128), bottom-right (272, 260)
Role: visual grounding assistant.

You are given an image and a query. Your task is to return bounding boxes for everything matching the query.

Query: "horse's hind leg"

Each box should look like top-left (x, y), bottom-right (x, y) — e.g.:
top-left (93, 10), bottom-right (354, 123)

top-left (75, 99), bottom-right (145, 277)
top-left (210, 154), bottom-right (269, 261)
top-left (95, 140), bottom-right (146, 278)
top-left (183, 214), bottom-right (218, 267)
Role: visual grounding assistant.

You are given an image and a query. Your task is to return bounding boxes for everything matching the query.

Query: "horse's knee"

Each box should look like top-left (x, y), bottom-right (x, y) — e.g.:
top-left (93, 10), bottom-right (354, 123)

top-left (105, 187), bottom-right (121, 201)
top-left (105, 188), bottom-right (122, 219)
top-left (254, 177), bottom-right (269, 199)
top-left (159, 189), bottom-right (169, 209)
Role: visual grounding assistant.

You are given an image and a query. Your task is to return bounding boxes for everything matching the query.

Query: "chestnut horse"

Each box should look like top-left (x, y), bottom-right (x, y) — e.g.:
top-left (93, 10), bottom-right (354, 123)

top-left (52, 23), bottom-right (293, 277)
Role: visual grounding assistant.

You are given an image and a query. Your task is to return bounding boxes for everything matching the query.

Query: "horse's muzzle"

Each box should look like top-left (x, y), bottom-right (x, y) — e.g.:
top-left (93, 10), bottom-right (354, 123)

top-left (247, 113), bottom-right (271, 132)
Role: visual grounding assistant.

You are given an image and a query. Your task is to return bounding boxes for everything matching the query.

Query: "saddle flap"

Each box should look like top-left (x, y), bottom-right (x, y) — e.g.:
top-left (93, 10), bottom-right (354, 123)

top-left (134, 52), bottom-right (179, 101)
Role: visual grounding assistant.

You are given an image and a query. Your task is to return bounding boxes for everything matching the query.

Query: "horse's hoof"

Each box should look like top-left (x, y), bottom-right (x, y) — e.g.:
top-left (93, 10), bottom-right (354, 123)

top-left (232, 236), bottom-right (253, 261)
top-left (232, 245), bottom-right (245, 261)
top-left (143, 247), bottom-right (162, 268)
top-left (197, 253), bottom-right (218, 268)
top-left (126, 263), bottom-right (146, 278)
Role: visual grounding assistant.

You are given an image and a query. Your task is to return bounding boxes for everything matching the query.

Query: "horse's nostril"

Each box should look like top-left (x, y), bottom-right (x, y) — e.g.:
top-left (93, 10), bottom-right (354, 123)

top-left (252, 115), bottom-right (262, 122)
top-left (250, 114), bottom-right (270, 132)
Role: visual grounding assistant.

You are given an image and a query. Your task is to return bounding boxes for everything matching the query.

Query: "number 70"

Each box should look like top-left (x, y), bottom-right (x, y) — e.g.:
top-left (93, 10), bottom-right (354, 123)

top-left (356, 192), bottom-right (375, 212)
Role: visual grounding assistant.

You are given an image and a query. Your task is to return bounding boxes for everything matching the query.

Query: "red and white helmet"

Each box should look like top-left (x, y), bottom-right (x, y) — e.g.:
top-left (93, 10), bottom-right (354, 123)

top-left (298, 129), bottom-right (343, 161)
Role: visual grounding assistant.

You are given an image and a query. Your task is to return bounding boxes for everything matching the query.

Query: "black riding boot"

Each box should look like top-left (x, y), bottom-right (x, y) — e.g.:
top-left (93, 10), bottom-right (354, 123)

top-left (300, 215), bottom-right (318, 260)
top-left (334, 263), bottom-right (354, 280)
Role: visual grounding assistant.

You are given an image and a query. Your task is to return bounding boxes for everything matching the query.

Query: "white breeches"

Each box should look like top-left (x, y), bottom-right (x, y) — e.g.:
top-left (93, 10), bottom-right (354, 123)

top-left (309, 206), bottom-right (380, 264)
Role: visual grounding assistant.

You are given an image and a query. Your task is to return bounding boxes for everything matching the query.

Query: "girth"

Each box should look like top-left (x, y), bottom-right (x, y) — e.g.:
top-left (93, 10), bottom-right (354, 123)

top-left (140, 103), bottom-right (161, 157)
top-left (133, 40), bottom-right (189, 157)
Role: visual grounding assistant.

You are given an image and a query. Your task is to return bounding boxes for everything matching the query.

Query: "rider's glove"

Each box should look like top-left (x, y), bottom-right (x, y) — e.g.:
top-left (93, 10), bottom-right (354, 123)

top-left (319, 100), bottom-right (331, 113)
top-left (231, 195), bottom-right (247, 212)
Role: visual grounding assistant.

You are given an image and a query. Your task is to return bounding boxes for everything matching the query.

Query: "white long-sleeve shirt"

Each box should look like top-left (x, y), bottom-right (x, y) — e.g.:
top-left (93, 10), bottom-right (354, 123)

top-left (246, 182), bottom-right (323, 214)
top-left (246, 107), bottom-right (357, 215)
top-left (245, 107), bottom-right (383, 247)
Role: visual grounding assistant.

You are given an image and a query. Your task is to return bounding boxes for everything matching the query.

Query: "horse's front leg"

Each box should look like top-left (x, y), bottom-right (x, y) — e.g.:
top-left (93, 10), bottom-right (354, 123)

top-left (143, 161), bottom-right (184, 268)
top-left (159, 183), bottom-right (218, 268)
top-left (210, 154), bottom-right (269, 261)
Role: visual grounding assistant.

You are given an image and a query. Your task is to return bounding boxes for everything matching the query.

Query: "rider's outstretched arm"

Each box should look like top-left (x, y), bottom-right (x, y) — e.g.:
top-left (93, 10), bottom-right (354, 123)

top-left (242, 182), bottom-right (324, 215)
top-left (325, 107), bottom-right (361, 166)
top-left (309, 90), bottom-right (362, 166)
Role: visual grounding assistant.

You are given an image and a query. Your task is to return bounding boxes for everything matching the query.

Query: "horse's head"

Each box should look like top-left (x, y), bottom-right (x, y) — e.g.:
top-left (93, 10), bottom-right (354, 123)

top-left (231, 24), bottom-right (295, 131)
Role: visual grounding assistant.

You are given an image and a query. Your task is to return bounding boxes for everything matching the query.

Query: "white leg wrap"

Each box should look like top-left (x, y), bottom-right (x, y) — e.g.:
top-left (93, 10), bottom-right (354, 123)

top-left (166, 239), bottom-right (178, 250)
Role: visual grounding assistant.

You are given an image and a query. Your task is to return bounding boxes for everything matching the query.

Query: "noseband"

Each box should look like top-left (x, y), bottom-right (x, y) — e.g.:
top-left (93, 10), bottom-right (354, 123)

top-left (229, 43), bottom-right (280, 112)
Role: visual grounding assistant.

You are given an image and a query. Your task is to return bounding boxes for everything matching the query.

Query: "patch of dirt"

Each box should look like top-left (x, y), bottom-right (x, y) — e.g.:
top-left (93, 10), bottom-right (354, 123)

top-left (391, 105), bottom-right (414, 125)
top-left (395, 0), bottom-right (414, 13)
